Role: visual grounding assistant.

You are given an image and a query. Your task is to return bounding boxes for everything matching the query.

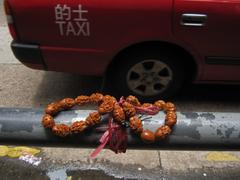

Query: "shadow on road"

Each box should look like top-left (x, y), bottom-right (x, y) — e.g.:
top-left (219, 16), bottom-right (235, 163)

top-left (175, 83), bottom-right (240, 111)
top-left (34, 72), bottom-right (240, 111)
top-left (34, 72), bottom-right (103, 106)
top-left (178, 83), bottom-right (240, 101)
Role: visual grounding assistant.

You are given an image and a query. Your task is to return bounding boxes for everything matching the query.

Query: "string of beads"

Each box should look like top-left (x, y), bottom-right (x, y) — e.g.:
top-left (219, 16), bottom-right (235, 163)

top-left (42, 93), bottom-right (177, 143)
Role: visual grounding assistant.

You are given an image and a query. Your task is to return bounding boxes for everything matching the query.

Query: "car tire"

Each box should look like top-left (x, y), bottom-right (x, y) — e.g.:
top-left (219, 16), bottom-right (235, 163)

top-left (111, 49), bottom-right (186, 101)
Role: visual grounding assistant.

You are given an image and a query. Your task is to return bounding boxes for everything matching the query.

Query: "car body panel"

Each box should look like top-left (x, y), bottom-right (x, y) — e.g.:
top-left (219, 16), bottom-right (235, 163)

top-left (173, 0), bottom-right (240, 81)
top-left (7, 0), bottom-right (240, 81)
top-left (9, 0), bottom-right (178, 75)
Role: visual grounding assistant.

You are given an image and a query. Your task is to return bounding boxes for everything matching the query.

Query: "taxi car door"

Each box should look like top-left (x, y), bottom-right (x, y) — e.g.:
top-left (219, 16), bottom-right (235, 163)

top-left (173, 0), bottom-right (240, 81)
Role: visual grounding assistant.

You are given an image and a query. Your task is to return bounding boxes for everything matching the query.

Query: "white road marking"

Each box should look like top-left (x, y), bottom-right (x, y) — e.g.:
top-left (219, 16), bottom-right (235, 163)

top-left (0, 26), bottom-right (20, 64)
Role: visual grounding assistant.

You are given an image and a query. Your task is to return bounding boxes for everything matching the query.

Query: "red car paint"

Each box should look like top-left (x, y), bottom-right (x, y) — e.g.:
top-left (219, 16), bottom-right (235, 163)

top-left (5, 0), bottom-right (240, 82)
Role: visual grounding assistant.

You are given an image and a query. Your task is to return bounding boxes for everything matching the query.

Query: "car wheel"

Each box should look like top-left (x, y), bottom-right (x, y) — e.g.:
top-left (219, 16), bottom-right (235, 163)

top-left (111, 50), bottom-right (186, 101)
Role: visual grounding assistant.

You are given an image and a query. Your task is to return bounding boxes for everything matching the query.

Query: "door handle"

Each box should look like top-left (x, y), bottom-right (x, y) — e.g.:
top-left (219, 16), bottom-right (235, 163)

top-left (181, 13), bottom-right (207, 27)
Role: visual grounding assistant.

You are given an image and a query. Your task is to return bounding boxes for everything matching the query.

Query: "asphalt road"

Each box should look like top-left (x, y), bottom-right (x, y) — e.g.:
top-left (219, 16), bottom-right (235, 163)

top-left (1, 1), bottom-right (240, 179)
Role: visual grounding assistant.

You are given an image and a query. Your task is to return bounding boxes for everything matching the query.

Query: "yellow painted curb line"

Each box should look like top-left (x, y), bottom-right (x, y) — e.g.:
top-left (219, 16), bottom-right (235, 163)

top-left (206, 152), bottom-right (240, 162)
top-left (0, 145), bottom-right (9, 157)
top-left (0, 145), bottom-right (41, 158)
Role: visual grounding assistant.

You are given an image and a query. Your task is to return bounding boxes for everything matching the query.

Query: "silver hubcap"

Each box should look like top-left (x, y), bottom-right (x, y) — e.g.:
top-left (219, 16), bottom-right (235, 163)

top-left (127, 59), bottom-right (173, 96)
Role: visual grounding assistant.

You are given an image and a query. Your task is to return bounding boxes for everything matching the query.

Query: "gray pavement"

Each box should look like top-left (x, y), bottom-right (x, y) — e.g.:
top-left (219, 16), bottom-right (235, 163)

top-left (0, 0), bottom-right (5, 26)
top-left (1, 2), bottom-right (240, 179)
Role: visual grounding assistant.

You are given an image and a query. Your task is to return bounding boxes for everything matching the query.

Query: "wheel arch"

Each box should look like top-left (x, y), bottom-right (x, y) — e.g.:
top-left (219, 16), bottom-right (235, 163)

top-left (105, 41), bottom-right (198, 83)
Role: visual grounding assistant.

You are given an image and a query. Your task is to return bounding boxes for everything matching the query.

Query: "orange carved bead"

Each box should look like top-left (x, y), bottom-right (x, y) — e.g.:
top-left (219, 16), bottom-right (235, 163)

top-left (141, 103), bottom-right (153, 108)
top-left (52, 124), bottom-right (70, 137)
top-left (129, 116), bottom-right (143, 134)
top-left (166, 111), bottom-right (177, 119)
top-left (98, 100), bottom-right (115, 115)
top-left (141, 130), bottom-right (155, 143)
top-left (70, 121), bottom-right (87, 133)
top-left (165, 118), bottom-right (177, 127)
top-left (90, 93), bottom-right (104, 104)
top-left (166, 110), bottom-right (177, 117)
top-left (166, 117), bottom-right (177, 128)
top-left (75, 95), bottom-right (90, 106)
top-left (59, 98), bottom-right (75, 110)
top-left (154, 100), bottom-right (166, 110)
top-left (85, 112), bottom-right (101, 126)
top-left (155, 125), bottom-right (171, 140)
top-left (126, 95), bottom-right (141, 106)
top-left (42, 114), bottom-right (55, 128)
top-left (164, 102), bottom-right (176, 112)
top-left (102, 95), bottom-right (117, 103)
top-left (122, 101), bottom-right (136, 118)
top-left (113, 104), bottom-right (126, 124)
top-left (45, 102), bottom-right (61, 115)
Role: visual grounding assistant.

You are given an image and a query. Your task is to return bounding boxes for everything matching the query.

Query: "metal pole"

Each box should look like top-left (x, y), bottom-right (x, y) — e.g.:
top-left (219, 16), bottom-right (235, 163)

top-left (0, 108), bottom-right (240, 150)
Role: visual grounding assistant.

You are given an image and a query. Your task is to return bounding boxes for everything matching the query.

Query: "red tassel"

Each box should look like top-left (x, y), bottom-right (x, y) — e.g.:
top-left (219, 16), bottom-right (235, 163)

top-left (134, 105), bottom-right (160, 115)
top-left (119, 96), bottom-right (159, 115)
top-left (90, 116), bottom-right (127, 158)
top-left (109, 125), bottom-right (127, 154)
top-left (90, 133), bottom-right (109, 159)
top-left (90, 96), bottom-right (158, 158)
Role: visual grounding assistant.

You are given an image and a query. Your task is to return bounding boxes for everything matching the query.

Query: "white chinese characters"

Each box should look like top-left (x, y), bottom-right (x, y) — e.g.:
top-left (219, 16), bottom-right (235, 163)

top-left (55, 4), bottom-right (90, 37)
